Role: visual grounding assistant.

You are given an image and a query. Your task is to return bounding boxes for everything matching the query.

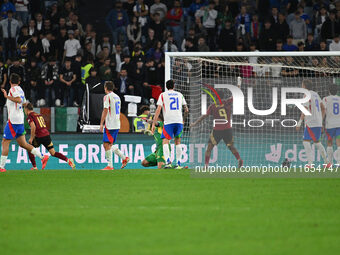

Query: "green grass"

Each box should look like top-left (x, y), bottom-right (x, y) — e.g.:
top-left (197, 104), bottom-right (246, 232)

top-left (0, 170), bottom-right (340, 255)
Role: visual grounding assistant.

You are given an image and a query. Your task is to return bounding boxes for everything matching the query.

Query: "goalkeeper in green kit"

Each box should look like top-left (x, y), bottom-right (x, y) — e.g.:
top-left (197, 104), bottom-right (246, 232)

top-left (142, 113), bottom-right (167, 169)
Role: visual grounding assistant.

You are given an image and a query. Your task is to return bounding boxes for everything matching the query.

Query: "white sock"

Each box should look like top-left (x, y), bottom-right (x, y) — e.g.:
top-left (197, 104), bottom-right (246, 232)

top-left (175, 144), bottom-right (182, 165)
top-left (105, 150), bottom-right (113, 167)
top-left (335, 147), bottom-right (340, 164)
top-left (163, 144), bottom-right (170, 164)
top-left (0, 155), bottom-right (8, 168)
top-left (303, 141), bottom-right (313, 165)
top-left (31, 148), bottom-right (43, 159)
top-left (111, 145), bottom-right (125, 160)
top-left (315, 142), bottom-right (328, 163)
top-left (327, 146), bottom-right (333, 163)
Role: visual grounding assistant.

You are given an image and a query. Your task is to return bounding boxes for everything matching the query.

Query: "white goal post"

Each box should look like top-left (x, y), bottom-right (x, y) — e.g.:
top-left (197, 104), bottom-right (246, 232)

top-left (164, 51), bottom-right (340, 169)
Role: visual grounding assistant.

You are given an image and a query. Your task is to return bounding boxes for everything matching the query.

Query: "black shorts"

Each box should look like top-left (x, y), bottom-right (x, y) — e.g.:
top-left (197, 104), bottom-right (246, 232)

top-left (32, 135), bottom-right (54, 150)
top-left (209, 129), bottom-right (233, 146)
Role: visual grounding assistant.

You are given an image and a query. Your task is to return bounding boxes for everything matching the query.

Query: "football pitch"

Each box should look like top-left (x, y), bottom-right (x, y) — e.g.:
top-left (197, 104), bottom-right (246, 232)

top-left (1, 169), bottom-right (340, 255)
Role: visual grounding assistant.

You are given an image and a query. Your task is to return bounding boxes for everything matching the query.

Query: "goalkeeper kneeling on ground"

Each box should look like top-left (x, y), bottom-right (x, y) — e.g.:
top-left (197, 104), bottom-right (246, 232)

top-left (142, 114), bottom-right (169, 169)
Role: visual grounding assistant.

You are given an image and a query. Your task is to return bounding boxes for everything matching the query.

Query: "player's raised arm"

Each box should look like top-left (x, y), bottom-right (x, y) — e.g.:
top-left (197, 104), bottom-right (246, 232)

top-left (1, 89), bottom-right (22, 103)
top-left (190, 113), bottom-right (207, 128)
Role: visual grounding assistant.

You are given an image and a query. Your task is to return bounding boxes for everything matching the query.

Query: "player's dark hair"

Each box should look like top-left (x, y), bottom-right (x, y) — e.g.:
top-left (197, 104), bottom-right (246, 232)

top-left (302, 79), bottom-right (313, 90)
top-left (166, 80), bottom-right (175, 90)
top-left (24, 102), bottom-right (34, 110)
top-left (329, 84), bottom-right (338, 95)
top-left (10, 73), bottom-right (21, 84)
top-left (104, 81), bottom-right (114, 91)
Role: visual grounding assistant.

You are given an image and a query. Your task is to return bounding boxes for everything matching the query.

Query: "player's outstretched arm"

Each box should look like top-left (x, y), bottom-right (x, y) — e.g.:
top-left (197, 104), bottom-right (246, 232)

top-left (296, 113), bottom-right (305, 131)
top-left (100, 108), bottom-right (108, 133)
top-left (151, 105), bottom-right (162, 134)
top-left (1, 89), bottom-right (22, 103)
top-left (190, 114), bottom-right (208, 128)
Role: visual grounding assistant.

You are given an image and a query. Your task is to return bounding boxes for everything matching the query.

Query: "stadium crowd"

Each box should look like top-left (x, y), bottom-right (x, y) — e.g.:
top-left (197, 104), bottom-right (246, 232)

top-left (0, 0), bottom-right (339, 110)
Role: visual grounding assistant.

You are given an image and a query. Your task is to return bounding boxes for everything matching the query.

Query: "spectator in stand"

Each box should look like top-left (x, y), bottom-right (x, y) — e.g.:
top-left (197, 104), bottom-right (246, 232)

top-left (99, 58), bottom-right (114, 82)
top-left (283, 35), bottom-right (298, 51)
top-left (195, 1), bottom-right (218, 50)
top-left (188, 0), bottom-right (206, 34)
top-left (27, 32), bottom-right (42, 61)
top-left (297, 41), bottom-right (305, 51)
top-left (8, 57), bottom-right (26, 96)
top-left (217, 4), bottom-right (233, 30)
top-left (197, 36), bottom-right (209, 51)
top-left (250, 14), bottom-right (261, 43)
top-left (163, 32), bottom-right (178, 52)
top-left (0, 59), bottom-right (7, 107)
top-left (268, 7), bottom-right (279, 26)
top-left (120, 54), bottom-right (133, 74)
top-left (313, 6), bottom-right (328, 40)
top-left (235, 5), bottom-right (251, 48)
top-left (127, 16), bottom-right (142, 50)
top-left (130, 58), bottom-right (145, 100)
top-left (41, 32), bottom-right (57, 62)
top-left (0, 0), bottom-right (16, 19)
top-left (106, 1), bottom-right (129, 47)
top-left (147, 40), bottom-right (164, 63)
top-left (318, 40), bottom-right (328, 51)
top-left (133, 0), bottom-right (149, 35)
top-left (257, 0), bottom-right (270, 22)
top-left (182, 38), bottom-right (197, 51)
top-left (290, 11), bottom-right (307, 46)
top-left (218, 20), bottom-right (236, 51)
top-left (18, 45), bottom-right (29, 64)
top-left (281, 56), bottom-right (299, 77)
top-left (150, 0), bottom-right (167, 21)
top-left (66, 13), bottom-right (84, 37)
top-left (47, 3), bottom-right (60, 26)
top-left (111, 44), bottom-right (123, 74)
top-left (85, 67), bottom-right (102, 92)
top-left (17, 25), bottom-right (30, 46)
top-left (96, 35), bottom-right (112, 56)
top-left (166, 0), bottom-right (183, 48)
top-left (59, 58), bottom-right (76, 106)
top-left (0, 10), bottom-right (20, 60)
top-left (275, 39), bottom-right (283, 51)
top-left (149, 12), bottom-right (165, 42)
top-left (114, 68), bottom-right (134, 112)
top-left (28, 19), bottom-right (37, 35)
top-left (259, 20), bottom-right (276, 50)
top-left (123, 0), bottom-right (135, 20)
top-left (26, 58), bottom-right (40, 106)
top-left (329, 34), bottom-right (340, 51)
top-left (304, 33), bottom-right (318, 51)
top-left (131, 44), bottom-right (145, 64)
top-left (35, 12), bottom-right (44, 35)
top-left (321, 10), bottom-right (340, 41)
top-left (143, 28), bottom-right (156, 52)
top-left (15, 0), bottom-right (29, 25)
top-left (63, 30), bottom-right (81, 62)
top-left (143, 58), bottom-right (160, 100)
top-left (41, 56), bottom-right (60, 106)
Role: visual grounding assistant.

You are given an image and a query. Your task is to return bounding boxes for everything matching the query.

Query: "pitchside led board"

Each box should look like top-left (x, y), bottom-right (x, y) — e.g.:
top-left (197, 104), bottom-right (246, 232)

top-left (5, 133), bottom-right (330, 170)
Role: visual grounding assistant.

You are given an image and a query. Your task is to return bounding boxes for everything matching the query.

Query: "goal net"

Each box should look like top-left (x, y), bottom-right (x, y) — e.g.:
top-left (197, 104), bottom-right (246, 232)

top-left (165, 52), bottom-right (340, 170)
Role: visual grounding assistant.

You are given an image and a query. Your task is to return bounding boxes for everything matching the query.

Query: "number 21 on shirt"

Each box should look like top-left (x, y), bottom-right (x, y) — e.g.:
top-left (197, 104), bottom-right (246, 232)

top-left (170, 97), bottom-right (179, 110)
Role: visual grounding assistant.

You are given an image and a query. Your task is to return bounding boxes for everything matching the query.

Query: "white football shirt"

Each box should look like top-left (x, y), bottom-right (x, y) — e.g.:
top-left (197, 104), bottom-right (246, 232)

top-left (323, 95), bottom-right (340, 129)
top-left (157, 90), bottom-right (187, 125)
top-left (103, 92), bottom-right (121, 130)
top-left (7, 85), bottom-right (25, 124)
top-left (304, 91), bottom-right (323, 128)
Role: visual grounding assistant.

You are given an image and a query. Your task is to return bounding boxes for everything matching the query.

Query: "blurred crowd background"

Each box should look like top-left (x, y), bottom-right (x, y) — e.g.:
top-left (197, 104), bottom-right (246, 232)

top-left (0, 0), bottom-right (339, 111)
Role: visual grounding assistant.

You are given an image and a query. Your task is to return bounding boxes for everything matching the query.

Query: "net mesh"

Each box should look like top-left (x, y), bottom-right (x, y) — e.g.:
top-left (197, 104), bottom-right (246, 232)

top-left (168, 54), bottom-right (340, 168)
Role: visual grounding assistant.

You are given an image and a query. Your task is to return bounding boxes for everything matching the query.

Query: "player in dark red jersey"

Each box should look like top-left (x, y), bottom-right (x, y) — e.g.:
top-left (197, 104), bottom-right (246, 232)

top-left (24, 103), bottom-right (76, 170)
top-left (191, 96), bottom-right (243, 168)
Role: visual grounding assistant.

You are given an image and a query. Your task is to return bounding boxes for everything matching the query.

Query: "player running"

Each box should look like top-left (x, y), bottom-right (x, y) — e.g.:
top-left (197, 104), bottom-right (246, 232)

top-left (142, 114), bottom-right (167, 168)
top-left (23, 103), bottom-right (76, 170)
top-left (100, 81), bottom-right (129, 170)
top-left (0, 74), bottom-right (48, 172)
top-left (152, 80), bottom-right (189, 169)
top-left (296, 80), bottom-right (331, 168)
top-left (190, 93), bottom-right (243, 168)
top-left (322, 84), bottom-right (340, 165)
